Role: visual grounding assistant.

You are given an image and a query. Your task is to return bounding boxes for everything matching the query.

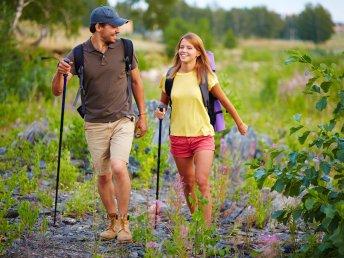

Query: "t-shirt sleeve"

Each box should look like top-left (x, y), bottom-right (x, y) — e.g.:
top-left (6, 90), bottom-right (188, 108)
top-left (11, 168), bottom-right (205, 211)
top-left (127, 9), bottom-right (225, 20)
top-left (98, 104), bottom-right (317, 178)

top-left (159, 74), bottom-right (167, 93)
top-left (132, 51), bottom-right (138, 70)
top-left (66, 50), bottom-right (76, 75)
top-left (208, 72), bottom-right (219, 91)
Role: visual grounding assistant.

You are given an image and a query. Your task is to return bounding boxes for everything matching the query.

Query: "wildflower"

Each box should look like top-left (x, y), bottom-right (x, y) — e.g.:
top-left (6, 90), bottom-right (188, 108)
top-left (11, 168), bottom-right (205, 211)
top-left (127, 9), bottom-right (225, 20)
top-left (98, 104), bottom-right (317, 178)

top-left (146, 241), bottom-right (159, 249)
top-left (260, 233), bottom-right (279, 245)
top-left (180, 224), bottom-right (189, 239)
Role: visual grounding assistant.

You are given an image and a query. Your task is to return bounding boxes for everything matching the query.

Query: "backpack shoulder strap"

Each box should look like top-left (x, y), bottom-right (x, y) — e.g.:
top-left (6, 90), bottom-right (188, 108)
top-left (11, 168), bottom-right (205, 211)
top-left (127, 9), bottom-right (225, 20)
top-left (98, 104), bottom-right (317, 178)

top-left (121, 38), bottom-right (134, 108)
top-left (73, 44), bottom-right (84, 78)
top-left (165, 67), bottom-right (174, 98)
top-left (121, 38), bottom-right (133, 73)
top-left (199, 73), bottom-right (209, 108)
top-left (72, 44), bottom-right (85, 114)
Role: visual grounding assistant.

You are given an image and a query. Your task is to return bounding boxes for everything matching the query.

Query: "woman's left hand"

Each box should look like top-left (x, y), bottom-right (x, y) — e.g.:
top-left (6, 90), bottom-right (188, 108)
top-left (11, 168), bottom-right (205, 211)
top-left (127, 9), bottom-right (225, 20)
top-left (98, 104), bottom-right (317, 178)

top-left (238, 122), bottom-right (248, 135)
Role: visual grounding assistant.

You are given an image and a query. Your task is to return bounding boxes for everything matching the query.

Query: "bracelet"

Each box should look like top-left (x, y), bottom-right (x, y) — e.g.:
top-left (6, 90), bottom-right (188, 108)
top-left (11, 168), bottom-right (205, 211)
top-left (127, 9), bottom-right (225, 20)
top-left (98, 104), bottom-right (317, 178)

top-left (138, 112), bottom-right (146, 117)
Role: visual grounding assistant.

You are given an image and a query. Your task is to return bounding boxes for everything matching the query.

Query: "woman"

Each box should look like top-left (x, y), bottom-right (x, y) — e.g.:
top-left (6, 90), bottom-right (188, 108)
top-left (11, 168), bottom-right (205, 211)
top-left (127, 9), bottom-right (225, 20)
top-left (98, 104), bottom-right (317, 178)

top-left (155, 32), bottom-right (248, 227)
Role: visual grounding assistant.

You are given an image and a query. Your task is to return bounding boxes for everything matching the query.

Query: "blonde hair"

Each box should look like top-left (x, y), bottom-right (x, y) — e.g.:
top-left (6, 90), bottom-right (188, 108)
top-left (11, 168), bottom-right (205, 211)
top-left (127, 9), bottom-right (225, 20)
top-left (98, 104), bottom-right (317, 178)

top-left (169, 32), bottom-right (213, 84)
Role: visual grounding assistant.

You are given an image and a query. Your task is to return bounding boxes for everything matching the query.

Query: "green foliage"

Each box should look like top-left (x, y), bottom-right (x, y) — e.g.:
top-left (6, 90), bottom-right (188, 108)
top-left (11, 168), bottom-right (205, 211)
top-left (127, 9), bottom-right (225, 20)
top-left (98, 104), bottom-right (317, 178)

top-left (250, 6), bottom-right (284, 38)
top-left (18, 200), bottom-right (40, 237)
top-left (162, 17), bottom-right (195, 57)
top-left (223, 29), bottom-right (237, 49)
top-left (297, 3), bottom-right (334, 43)
top-left (242, 48), bottom-right (274, 62)
top-left (65, 116), bottom-right (89, 160)
top-left (143, 0), bottom-right (178, 31)
top-left (65, 180), bottom-right (96, 218)
top-left (4, 0), bottom-right (106, 37)
top-left (131, 117), bottom-right (169, 189)
top-left (250, 50), bottom-right (344, 256)
top-left (162, 17), bottom-right (214, 58)
top-left (260, 74), bottom-right (279, 104)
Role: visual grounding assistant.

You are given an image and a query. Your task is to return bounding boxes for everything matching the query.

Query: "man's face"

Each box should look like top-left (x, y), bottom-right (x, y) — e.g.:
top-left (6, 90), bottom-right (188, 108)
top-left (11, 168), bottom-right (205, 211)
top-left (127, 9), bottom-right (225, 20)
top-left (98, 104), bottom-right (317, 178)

top-left (99, 23), bottom-right (120, 45)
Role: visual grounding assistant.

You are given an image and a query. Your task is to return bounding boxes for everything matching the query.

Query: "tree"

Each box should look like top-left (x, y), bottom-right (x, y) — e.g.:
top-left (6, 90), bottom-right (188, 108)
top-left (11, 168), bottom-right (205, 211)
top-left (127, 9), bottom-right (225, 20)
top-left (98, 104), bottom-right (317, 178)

top-left (143, 0), bottom-right (178, 31)
top-left (163, 17), bottom-right (194, 57)
top-left (3, 0), bottom-right (106, 45)
top-left (250, 6), bottom-right (284, 38)
top-left (297, 4), bottom-right (334, 43)
top-left (224, 29), bottom-right (236, 49)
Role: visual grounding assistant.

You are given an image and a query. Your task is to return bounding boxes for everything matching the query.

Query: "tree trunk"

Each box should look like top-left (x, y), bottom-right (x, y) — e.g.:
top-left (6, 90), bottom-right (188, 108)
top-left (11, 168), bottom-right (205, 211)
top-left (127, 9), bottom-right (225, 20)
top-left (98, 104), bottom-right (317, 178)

top-left (9, 0), bottom-right (34, 34)
top-left (31, 25), bottom-right (48, 46)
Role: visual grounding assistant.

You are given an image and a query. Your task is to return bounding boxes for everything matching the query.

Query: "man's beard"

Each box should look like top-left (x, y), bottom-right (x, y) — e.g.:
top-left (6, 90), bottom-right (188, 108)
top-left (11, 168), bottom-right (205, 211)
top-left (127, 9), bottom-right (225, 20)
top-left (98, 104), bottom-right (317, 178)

top-left (105, 32), bottom-right (120, 45)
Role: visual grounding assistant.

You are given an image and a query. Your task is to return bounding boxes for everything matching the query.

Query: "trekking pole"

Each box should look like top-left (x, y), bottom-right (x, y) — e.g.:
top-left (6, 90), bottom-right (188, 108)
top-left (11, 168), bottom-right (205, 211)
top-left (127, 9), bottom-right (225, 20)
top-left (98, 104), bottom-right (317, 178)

top-left (155, 105), bottom-right (164, 229)
top-left (54, 58), bottom-right (70, 225)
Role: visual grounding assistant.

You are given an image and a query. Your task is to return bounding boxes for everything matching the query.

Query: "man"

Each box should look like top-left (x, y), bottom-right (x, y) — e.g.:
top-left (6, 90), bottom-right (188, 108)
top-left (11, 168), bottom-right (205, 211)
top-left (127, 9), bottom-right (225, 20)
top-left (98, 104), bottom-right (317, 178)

top-left (52, 6), bottom-right (147, 243)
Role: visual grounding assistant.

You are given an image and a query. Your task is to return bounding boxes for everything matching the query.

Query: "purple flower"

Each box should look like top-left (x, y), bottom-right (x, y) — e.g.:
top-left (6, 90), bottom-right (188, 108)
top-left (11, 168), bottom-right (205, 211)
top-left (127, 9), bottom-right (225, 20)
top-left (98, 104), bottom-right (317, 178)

top-left (261, 234), bottom-right (279, 245)
top-left (180, 225), bottom-right (189, 239)
top-left (146, 241), bottom-right (159, 249)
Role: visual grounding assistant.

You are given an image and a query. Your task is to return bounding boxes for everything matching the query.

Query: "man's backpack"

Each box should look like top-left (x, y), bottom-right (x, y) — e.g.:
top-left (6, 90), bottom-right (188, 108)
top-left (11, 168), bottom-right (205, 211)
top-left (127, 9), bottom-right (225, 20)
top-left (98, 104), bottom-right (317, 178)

top-left (165, 51), bottom-right (225, 132)
top-left (72, 38), bottom-right (134, 118)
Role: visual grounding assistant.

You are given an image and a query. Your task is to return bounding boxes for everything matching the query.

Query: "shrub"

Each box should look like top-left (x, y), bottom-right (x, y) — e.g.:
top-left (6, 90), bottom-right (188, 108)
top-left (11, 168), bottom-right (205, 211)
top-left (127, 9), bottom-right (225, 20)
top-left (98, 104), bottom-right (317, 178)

top-left (250, 50), bottom-right (344, 256)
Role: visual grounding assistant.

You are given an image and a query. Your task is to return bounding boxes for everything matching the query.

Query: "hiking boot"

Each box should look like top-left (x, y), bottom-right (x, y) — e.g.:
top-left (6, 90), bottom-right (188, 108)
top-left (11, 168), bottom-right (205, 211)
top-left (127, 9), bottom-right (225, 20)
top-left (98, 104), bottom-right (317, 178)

top-left (99, 213), bottom-right (118, 240)
top-left (117, 215), bottom-right (132, 243)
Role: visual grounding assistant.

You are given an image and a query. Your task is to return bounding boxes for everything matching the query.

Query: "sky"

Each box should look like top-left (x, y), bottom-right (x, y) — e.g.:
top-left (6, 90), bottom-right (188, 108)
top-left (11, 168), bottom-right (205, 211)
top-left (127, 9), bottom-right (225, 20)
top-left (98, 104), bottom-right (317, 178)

top-left (109, 0), bottom-right (344, 23)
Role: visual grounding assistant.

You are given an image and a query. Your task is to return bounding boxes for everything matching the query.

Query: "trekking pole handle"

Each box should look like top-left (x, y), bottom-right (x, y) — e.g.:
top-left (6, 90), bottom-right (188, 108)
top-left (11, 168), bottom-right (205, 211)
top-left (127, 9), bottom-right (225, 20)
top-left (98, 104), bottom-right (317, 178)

top-left (63, 57), bottom-right (70, 77)
top-left (158, 104), bottom-right (164, 120)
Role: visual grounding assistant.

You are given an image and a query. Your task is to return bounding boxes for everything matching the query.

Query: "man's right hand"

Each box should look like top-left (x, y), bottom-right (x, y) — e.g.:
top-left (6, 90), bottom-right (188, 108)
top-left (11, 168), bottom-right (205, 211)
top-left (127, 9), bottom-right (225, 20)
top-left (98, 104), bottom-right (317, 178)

top-left (57, 60), bottom-right (73, 75)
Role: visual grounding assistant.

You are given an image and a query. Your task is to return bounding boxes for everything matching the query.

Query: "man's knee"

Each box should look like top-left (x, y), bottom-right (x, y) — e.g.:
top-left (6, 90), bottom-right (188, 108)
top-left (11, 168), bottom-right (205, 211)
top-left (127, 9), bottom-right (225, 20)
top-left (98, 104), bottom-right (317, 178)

top-left (98, 173), bottom-right (112, 186)
top-left (111, 160), bottom-right (128, 180)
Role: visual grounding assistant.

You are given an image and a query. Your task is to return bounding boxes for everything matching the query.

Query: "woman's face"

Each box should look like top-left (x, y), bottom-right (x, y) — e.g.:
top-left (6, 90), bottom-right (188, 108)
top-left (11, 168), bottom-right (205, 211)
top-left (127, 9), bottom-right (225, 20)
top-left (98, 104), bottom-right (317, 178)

top-left (178, 38), bottom-right (200, 64)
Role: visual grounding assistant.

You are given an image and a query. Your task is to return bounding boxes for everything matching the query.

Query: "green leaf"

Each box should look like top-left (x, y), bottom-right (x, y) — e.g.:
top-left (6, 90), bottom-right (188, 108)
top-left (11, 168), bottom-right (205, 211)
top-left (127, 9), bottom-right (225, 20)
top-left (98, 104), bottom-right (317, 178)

top-left (316, 97), bottom-right (327, 111)
top-left (305, 198), bottom-right (315, 210)
top-left (254, 168), bottom-right (266, 180)
top-left (272, 178), bottom-right (286, 193)
top-left (271, 210), bottom-right (284, 220)
top-left (299, 131), bottom-right (311, 145)
top-left (301, 54), bottom-right (312, 63)
top-left (339, 91), bottom-right (344, 105)
top-left (270, 149), bottom-right (283, 160)
top-left (287, 50), bottom-right (301, 55)
top-left (293, 114), bottom-right (302, 122)
top-left (320, 161), bottom-right (331, 174)
top-left (320, 63), bottom-right (327, 69)
top-left (323, 205), bottom-right (335, 219)
top-left (288, 151), bottom-right (298, 163)
top-left (311, 85), bottom-right (321, 93)
top-left (306, 77), bottom-right (317, 87)
top-left (285, 57), bottom-right (298, 65)
top-left (336, 150), bottom-right (344, 162)
top-left (290, 125), bottom-right (304, 135)
top-left (323, 120), bottom-right (336, 132)
top-left (321, 217), bottom-right (333, 230)
top-left (320, 81), bottom-right (331, 93)
top-left (321, 176), bottom-right (331, 182)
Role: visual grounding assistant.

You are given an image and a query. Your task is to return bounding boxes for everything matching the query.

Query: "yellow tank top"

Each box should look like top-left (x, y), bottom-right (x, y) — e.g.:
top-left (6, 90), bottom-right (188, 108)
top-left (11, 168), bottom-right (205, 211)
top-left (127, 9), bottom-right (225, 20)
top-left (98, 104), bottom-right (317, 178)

top-left (160, 70), bottom-right (218, 136)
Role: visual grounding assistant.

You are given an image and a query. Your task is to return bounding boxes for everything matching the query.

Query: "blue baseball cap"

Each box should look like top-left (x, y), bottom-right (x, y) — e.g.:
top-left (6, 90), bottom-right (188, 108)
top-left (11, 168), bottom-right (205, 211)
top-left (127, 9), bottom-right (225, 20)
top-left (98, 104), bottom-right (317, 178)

top-left (90, 6), bottom-right (128, 27)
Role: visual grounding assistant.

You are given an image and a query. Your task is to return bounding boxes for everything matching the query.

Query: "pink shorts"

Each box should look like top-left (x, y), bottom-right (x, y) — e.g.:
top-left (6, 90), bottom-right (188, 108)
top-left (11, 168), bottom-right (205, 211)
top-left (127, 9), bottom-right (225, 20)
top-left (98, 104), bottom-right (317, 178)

top-left (170, 135), bottom-right (215, 158)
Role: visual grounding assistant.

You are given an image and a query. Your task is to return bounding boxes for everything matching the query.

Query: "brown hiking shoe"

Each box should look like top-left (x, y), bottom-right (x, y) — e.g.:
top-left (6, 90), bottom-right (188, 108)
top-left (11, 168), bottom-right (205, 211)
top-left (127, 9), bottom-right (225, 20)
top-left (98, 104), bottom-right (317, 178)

top-left (99, 213), bottom-right (118, 240)
top-left (117, 215), bottom-right (132, 243)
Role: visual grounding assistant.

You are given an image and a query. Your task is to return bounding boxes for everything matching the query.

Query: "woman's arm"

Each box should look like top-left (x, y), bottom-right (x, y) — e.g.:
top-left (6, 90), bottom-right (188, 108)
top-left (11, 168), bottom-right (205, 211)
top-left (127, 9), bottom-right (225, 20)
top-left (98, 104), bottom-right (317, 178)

top-left (210, 84), bottom-right (248, 135)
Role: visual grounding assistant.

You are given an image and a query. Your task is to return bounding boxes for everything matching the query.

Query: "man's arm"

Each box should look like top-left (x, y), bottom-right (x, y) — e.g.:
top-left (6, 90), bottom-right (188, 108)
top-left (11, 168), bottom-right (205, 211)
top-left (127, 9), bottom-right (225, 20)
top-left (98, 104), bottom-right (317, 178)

top-left (131, 67), bottom-right (147, 137)
top-left (52, 60), bottom-right (73, 96)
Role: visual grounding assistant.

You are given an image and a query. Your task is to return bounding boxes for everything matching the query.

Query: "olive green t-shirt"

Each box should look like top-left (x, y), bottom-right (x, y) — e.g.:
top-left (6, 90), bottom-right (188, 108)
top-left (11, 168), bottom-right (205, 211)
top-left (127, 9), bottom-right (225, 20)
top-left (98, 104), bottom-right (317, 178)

top-left (67, 38), bottom-right (138, 123)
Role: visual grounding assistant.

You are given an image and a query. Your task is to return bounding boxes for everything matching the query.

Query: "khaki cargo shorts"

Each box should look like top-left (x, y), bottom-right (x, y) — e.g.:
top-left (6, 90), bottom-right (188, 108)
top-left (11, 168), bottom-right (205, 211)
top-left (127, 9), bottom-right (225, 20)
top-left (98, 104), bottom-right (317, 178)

top-left (84, 116), bottom-right (135, 176)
